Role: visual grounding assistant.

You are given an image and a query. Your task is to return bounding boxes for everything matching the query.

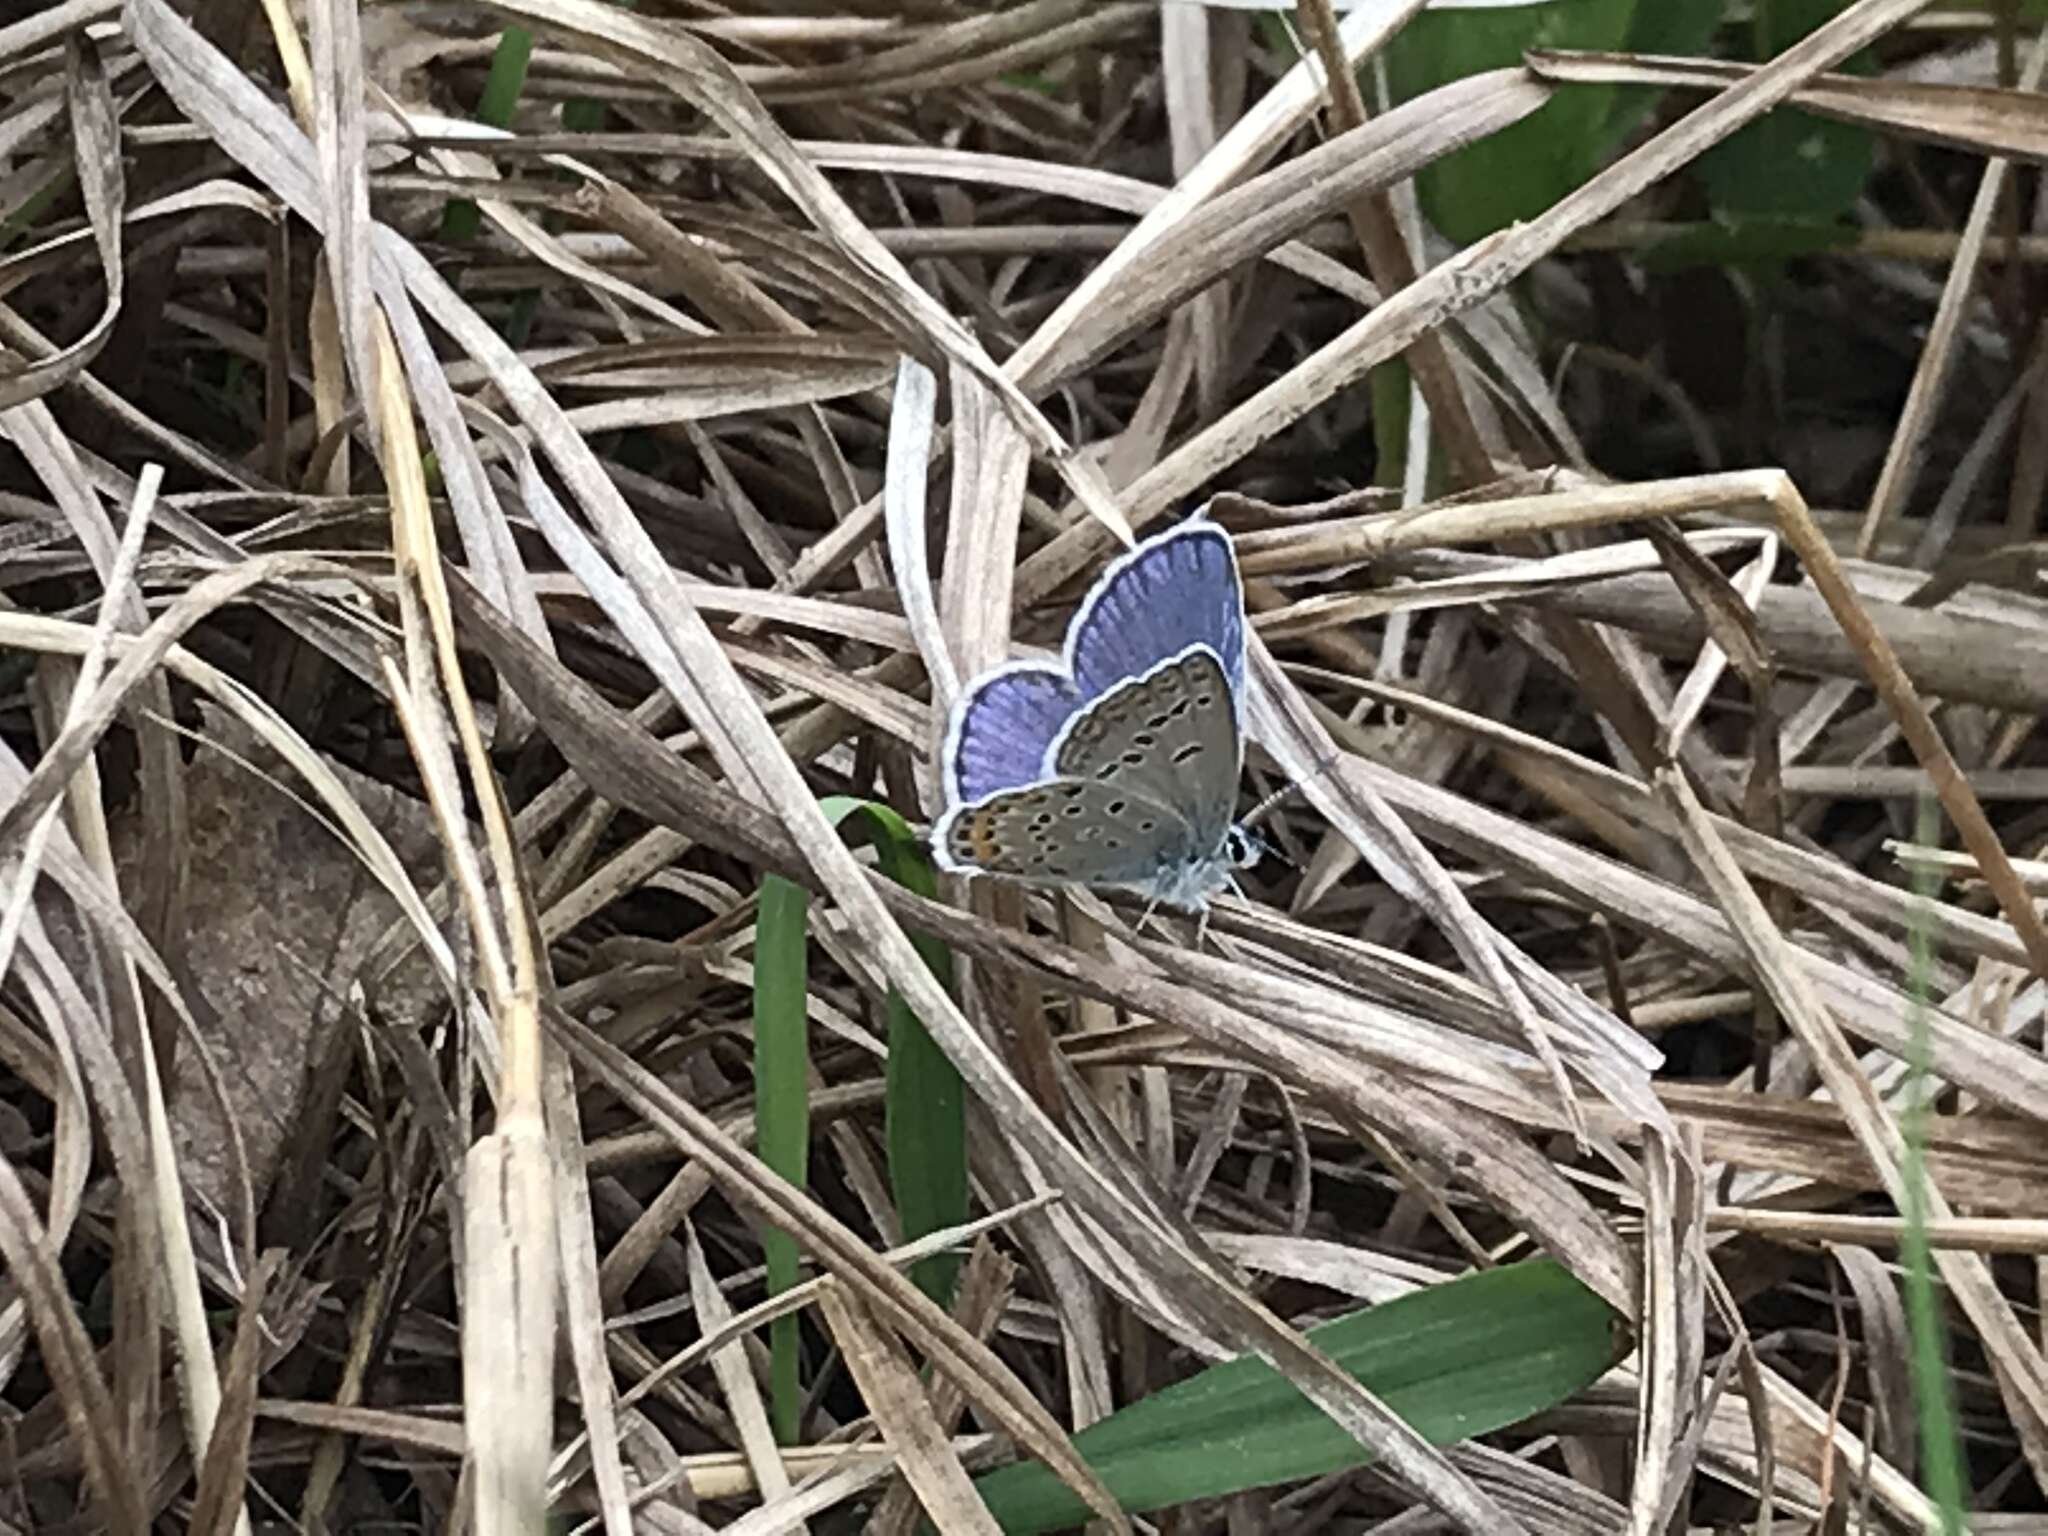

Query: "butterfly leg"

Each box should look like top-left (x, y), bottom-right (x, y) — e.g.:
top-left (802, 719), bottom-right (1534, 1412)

top-left (1138, 891), bottom-right (1166, 934)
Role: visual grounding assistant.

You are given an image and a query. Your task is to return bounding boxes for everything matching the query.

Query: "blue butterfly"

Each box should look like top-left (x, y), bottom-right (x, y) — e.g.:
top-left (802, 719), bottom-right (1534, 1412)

top-left (932, 515), bottom-right (1260, 914)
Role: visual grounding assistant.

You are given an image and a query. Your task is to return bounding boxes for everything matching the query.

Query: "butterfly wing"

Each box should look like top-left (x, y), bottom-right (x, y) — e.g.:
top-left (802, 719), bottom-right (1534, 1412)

top-left (932, 778), bottom-right (1193, 887)
top-left (941, 663), bottom-right (1081, 804)
top-left (934, 514), bottom-right (1248, 894)
top-left (1067, 517), bottom-right (1246, 702)
top-left (1051, 646), bottom-right (1242, 850)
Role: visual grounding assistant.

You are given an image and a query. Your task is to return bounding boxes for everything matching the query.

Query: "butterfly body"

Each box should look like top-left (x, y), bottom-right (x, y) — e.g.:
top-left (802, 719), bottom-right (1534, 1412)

top-left (932, 516), bottom-right (1257, 914)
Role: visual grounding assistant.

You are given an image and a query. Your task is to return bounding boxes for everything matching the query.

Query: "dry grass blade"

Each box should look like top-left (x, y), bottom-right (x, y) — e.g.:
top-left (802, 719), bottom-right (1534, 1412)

top-left (1860, 22), bottom-right (2048, 556)
top-left (1657, 771), bottom-right (2048, 1434)
top-left (547, 1003), bottom-right (1135, 1533)
top-left (0, 1145), bottom-right (149, 1530)
top-left (0, 0), bottom-right (116, 60)
top-left (187, 1251), bottom-right (285, 1536)
top-left (0, 35), bottom-right (123, 412)
top-left (1025, 68), bottom-right (1552, 393)
top-left (1830, 1244), bottom-right (1919, 1481)
top-left (684, 1223), bottom-right (798, 1516)
top-left (1528, 46), bottom-right (2048, 159)
top-left (1760, 484), bottom-right (2048, 981)
top-left (1629, 1132), bottom-right (1708, 1532)
top-left (868, 1238), bottom-right (1019, 1536)
top-left (543, 1042), bottom-right (637, 1536)
top-left (376, 299), bottom-right (567, 1535)
top-left (882, 356), bottom-right (952, 704)
top-left (462, 1115), bottom-right (559, 1530)
top-left (816, 1282), bottom-right (1006, 1534)
top-left (939, 376), bottom-right (1032, 687)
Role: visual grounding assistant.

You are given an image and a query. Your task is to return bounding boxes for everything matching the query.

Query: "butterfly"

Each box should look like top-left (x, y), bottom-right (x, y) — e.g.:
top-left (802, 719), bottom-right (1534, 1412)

top-left (931, 514), bottom-right (1260, 916)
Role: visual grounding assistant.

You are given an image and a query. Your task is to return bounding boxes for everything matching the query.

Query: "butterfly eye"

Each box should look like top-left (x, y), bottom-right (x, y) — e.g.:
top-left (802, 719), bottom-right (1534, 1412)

top-left (1225, 826), bottom-right (1263, 869)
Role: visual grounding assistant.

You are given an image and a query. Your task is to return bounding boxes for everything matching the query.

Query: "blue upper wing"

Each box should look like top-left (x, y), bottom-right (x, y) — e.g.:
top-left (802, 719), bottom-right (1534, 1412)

top-left (938, 514), bottom-right (1246, 808)
top-left (1067, 517), bottom-right (1245, 702)
top-left (941, 664), bottom-right (1080, 804)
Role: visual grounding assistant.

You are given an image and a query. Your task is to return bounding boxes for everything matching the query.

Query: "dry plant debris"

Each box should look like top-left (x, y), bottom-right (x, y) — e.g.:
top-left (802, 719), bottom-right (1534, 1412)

top-left (1, 0), bottom-right (2047, 1531)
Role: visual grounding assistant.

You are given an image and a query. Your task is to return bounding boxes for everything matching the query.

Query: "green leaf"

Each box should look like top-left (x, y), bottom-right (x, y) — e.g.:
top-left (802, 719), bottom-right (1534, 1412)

top-left (1607, 0), bottom-right (1729, 145)
top-left (1694, 0), bottom-right (1875, 225)
top-left (1386, 0), bottom-right (1640, 244)
top-left (969, 1260), bottom-right (1623, 1535)
top-left (1383, 0), bottom-right (1725, 243)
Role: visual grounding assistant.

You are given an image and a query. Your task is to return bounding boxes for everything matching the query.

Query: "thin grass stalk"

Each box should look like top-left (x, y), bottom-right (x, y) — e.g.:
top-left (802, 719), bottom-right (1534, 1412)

top-left (1902, 792), bottom-right (1969, 1531)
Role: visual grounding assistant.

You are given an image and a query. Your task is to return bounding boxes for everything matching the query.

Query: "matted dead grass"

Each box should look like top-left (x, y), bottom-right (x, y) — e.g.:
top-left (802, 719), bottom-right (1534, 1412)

top-left (2, 0), bottom-right (2048, 1531)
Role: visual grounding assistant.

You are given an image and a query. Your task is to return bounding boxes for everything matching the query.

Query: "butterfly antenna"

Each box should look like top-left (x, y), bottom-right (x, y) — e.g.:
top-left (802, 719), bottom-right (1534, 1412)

top-left (1241, 750), bottom-right (1346, 830)
top-left (1242, 780), bottom-right (1303, 830)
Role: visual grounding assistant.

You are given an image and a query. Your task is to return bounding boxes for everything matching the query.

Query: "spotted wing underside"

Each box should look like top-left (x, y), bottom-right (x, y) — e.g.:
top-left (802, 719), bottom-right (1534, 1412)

top-left (1052, 647), bottom-right (1241, 851)
top-left (933, 778), bottom-right (1189, 886)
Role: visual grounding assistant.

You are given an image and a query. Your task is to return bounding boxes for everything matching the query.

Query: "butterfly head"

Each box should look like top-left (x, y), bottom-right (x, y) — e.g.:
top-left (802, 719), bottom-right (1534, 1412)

top-left (1135, 822), bottom-right (1263, 915)
top-left (1223, 823), bottom-right (1265, 871)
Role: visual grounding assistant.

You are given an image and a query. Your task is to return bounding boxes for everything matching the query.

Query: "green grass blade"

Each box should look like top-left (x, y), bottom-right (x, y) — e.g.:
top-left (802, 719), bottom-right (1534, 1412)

top-left (968, 1260), bottom-right (1622, 1534)
top-left (745, 795), bottom-right (966, 1445)
top-left (818, 797), bottom-right (965, 1307)
top-left (439, 27), bottom-right (534, 242)
top-left (1902, 794), bottom-right (1969, 1530)
top-left (0, 165), bottom-right (74, 253)
top-left (1369, 357), bottom-right (1411, 490)
top-left (752, 873), bottom-right (812, 1444)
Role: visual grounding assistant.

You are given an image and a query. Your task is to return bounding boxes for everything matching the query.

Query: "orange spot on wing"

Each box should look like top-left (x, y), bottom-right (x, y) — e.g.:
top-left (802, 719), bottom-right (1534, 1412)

top-left (964, 811), bottom-right (1002, 863)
